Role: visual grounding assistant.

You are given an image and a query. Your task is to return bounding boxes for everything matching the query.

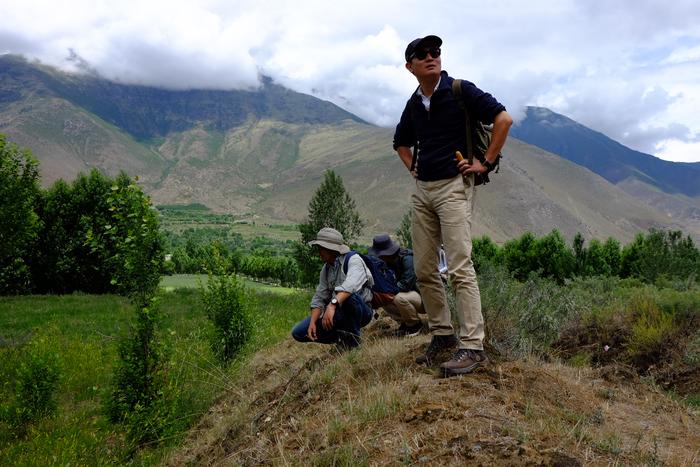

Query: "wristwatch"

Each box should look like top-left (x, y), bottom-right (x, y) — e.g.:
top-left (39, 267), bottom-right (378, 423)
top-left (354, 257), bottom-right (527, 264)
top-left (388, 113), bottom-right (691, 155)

top-left (482, 159), bottom-right (494, 172)
top-left (331, 298), bottom-right (339, 305)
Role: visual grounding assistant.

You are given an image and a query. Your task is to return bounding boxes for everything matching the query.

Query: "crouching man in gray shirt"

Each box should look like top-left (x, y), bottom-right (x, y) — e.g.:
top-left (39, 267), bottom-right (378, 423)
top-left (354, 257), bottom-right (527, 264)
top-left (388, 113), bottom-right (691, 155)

top-left (291, 228), bottom-right (374, 349)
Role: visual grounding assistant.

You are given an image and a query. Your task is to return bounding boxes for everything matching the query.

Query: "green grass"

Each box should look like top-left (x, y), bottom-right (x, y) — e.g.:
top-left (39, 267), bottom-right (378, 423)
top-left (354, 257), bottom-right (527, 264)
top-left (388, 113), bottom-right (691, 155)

top-left (160, 274), bottom-right (300, 295)
top-left (157, 208), bottom-right (300, 243)
top-left (0, 283), bottom-right (312, 465)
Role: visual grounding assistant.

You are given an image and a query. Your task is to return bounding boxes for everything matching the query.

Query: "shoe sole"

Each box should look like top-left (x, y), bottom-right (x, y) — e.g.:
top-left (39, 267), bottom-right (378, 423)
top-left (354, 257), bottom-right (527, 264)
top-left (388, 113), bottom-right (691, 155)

top-left (440, 359), bottom-right (487, 376)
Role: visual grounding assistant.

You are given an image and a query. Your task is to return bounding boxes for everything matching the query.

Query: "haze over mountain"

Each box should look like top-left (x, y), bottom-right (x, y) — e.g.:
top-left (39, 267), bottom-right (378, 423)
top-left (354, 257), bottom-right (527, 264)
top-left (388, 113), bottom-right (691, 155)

top-left (1, 54), bottom-right (698, 243)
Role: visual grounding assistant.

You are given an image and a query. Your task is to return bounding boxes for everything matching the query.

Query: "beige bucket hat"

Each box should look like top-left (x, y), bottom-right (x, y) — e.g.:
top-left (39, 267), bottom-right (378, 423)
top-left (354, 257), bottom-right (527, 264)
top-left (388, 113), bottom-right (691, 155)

top-left (308, 227), bottom-right (350, 254)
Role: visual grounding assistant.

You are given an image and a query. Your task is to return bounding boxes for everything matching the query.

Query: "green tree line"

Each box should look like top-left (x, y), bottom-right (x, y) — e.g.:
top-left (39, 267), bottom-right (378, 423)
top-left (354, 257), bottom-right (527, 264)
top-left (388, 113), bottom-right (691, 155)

top-left (3, 136), bottom-right (699, 295)
top-left (1, 135), bottom-right (163, 296)
top-left (472, 229), bottom-right (699, 286)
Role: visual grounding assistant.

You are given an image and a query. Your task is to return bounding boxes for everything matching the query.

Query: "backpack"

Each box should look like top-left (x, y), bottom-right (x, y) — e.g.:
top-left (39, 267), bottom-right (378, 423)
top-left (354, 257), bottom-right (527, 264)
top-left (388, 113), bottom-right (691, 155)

top-left (343, 251), bottom-right (399, 308)
top-left (451, 79), bottom-right (502, 186)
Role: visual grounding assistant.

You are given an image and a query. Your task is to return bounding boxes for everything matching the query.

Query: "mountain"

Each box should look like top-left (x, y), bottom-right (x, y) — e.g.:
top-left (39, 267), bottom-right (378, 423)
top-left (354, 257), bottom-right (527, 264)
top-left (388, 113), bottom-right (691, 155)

top-left (1, 54), bottom-right (698, 243)
top-left (511, 107), bottom-right (700, 234)
top-left (0, 55), bottom-right (364, 139)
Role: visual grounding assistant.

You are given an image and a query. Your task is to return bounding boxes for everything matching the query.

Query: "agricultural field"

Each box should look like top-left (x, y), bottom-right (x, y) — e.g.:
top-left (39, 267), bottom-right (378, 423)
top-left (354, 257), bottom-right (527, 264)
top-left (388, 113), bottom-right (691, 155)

top-left (156, 204), bottom-right (300, 243)
top-left (0, 281), bottom-right (312, 465)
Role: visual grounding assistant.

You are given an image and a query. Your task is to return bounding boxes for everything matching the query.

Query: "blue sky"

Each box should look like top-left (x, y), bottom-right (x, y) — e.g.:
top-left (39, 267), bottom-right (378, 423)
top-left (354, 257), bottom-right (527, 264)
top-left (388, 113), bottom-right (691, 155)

top-left (2, 0), bottom-right (700, 162)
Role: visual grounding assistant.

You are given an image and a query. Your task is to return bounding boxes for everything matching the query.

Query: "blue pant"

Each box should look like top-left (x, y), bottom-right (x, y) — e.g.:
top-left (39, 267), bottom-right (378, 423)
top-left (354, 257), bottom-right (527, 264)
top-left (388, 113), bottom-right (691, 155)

top-left (291, 293), bottom-right (373, 346)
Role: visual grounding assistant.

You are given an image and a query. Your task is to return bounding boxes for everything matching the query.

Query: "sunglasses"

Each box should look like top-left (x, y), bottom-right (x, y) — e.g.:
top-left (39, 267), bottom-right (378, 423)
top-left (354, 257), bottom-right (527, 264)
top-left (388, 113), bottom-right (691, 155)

top-left (411, 47), bottom-right (441, 61)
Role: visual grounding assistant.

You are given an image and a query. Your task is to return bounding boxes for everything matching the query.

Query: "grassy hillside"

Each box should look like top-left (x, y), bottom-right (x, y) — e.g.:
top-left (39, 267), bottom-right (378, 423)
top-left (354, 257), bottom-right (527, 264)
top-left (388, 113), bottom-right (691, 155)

top-left (2, 275), bottom-right (698, 465)
top-left (164, 270), bottom-right (700, 465)
top-left (167, 337), bottom-right (699, 465)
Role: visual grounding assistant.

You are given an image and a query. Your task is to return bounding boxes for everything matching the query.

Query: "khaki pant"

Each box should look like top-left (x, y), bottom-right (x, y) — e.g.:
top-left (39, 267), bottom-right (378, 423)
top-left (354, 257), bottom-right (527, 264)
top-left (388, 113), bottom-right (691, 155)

top-left (382, 291), bottom-right (424, 326)
top-left (411, 174), bottom-right (484, 350)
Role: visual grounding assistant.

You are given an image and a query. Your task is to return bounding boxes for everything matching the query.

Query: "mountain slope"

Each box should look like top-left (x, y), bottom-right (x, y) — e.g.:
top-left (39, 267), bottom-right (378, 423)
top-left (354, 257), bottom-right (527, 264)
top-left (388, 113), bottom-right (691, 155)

top-left (511, 107), bottom-right (700, 197)
top-left (0, 54), bottom-right (364, 140)
top-left (511, 107), bottom-right (700, 241)
top-left (1, 55), bottom-right (698, 243)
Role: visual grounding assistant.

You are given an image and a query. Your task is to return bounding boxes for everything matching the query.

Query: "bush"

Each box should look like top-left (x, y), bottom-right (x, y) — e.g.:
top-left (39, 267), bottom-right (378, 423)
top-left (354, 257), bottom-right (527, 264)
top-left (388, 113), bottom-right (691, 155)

top-left (480, 264), bottom-right (587, 359)
top-left (106, 297), bottom-right (173, 448)
top-left (3, 339), bottom-right (60, 434)
top-left (201, 273), bottom-right (254, 363)
top-left (395, 210), bottom-right (412, 249)
top-left (626, 293), bottom-right (676, 366)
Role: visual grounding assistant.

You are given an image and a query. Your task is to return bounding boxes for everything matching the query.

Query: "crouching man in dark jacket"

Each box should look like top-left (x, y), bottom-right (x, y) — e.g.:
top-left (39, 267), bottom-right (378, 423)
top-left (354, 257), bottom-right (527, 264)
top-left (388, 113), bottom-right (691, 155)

top-left (369, 233), bottom-right (424, 336)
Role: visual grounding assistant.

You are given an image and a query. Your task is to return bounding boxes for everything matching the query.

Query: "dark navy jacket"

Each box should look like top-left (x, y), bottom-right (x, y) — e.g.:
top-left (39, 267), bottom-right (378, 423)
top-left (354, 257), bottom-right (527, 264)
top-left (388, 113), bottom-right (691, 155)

top-left (393, 71), bottom-right (506, 182)
top-left (391, 249), bottom-right (418, 293)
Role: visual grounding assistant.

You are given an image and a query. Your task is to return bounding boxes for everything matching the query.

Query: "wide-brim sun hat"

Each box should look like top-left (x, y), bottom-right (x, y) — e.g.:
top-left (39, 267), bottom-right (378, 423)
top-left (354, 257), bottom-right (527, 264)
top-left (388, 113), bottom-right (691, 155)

top-left (308, 227), bottom-right (350, 254)
top-left (368, 233), bottom-right (400, 257)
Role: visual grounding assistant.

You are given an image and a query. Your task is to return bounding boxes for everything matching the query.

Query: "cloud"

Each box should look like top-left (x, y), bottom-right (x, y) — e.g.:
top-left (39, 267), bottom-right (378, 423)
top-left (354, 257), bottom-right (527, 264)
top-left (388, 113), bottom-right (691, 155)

top-left (1, 0), bottom-right (700, 161)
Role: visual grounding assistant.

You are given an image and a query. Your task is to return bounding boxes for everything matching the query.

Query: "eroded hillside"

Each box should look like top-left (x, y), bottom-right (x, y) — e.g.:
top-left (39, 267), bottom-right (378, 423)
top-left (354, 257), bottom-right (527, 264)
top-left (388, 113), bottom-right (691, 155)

top-left (167, 319), bottom-right (700, 466)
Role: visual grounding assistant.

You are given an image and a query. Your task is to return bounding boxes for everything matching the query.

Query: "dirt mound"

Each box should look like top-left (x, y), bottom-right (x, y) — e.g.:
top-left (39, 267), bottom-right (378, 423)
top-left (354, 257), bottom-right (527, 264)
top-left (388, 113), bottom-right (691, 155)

top-left (167, 324), bottom-right (700, 466)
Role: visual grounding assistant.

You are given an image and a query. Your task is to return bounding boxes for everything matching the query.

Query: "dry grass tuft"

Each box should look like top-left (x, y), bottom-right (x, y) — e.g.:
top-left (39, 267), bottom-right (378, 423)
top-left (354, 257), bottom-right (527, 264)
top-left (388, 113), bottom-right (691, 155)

top-left (166, 323), bottom-right (700, 466)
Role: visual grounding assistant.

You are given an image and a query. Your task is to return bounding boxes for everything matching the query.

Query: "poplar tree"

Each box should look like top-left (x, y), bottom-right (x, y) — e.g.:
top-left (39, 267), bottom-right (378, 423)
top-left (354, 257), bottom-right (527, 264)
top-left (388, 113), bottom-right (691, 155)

top-left (295, 170), bottom-right (364, 285)
top-left (0, 135), bottom-right (40, 294)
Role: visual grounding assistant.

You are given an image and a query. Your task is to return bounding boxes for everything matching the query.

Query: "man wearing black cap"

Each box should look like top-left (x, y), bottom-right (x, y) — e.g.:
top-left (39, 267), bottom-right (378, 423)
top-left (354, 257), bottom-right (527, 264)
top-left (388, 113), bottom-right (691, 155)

top-left (393, 35), bottom-right (513, 376)
top-left (369, 233), bottom-right (424, 336)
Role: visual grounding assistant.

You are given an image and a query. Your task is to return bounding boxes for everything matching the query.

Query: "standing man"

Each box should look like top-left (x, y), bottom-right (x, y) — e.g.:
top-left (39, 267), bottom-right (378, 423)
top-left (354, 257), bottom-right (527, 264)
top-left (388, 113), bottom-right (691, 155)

top-left (369, 233), bottom-right (424, 336)
top-left (291, 228), bottom-right (375, 349)
top-left (393, 35), bottom-right (512, 376)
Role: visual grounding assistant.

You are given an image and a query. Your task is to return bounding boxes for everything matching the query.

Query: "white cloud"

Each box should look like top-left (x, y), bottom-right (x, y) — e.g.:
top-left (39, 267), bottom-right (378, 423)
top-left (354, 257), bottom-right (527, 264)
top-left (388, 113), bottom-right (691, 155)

top-left (1, 0), bottom-right (700, 161)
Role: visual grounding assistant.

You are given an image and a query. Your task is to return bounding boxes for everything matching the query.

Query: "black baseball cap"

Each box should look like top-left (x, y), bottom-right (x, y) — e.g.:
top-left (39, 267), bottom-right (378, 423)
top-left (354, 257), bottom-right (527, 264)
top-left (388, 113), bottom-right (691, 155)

top-left (404, 35), bottom-right (442, 62)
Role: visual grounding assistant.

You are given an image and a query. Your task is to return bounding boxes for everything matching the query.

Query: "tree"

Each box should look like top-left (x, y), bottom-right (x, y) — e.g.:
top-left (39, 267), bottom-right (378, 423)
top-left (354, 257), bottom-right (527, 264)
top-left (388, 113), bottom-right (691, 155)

top-left (294, 170), bottom-right (364, 285)
top-left (572, 232), bottom-right (586, 276)
top-left (499, 232), bottom-right (538, 281)
top-left (601, 237), bottom-right (622, 277)
top-left (531, 230), bottom-right (575, 282)
top-left (0, 135), bottom-right (40, 294)
top-left (86, 172), bottom-right (164, 303)
top-left (102, 173), bottom-right (168, 446)
top-left (396, 210), bottom-right (413, 249)
top-left (472, 235), bottom-right (500, 272)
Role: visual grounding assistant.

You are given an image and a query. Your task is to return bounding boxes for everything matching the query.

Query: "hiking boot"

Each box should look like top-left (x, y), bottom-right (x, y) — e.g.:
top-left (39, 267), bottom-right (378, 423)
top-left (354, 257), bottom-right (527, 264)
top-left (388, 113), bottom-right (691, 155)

top-left (440, 349), bottom-right (488, 376)
top-left (394, 322), bottom-right (423, 337)
top-left (415, 334), bottom-right (458, 365)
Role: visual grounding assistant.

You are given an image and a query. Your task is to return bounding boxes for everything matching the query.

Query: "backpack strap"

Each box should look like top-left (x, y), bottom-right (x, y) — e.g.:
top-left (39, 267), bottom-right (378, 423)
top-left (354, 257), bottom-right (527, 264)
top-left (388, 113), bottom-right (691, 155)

top-left (342, 250), bottom-right (357, 274)
top-left (407, 92), bottom-right (421, 172)
top-left (451, 79), bottom-right (474, 165)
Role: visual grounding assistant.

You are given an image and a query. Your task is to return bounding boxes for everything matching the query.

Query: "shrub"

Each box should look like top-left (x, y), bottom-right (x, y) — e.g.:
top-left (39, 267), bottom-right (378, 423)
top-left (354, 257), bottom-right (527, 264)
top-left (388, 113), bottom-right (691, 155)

top-left (106, 297), bottom-right (172, 448)
top-left (395, 210), bottom-right (412, 249)
top-left (480, 264), bottom-right (586, 359)
top-left (4, 338), bottom-right (60, 433)
top-left (201, 273), bottom-right (254, 363)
